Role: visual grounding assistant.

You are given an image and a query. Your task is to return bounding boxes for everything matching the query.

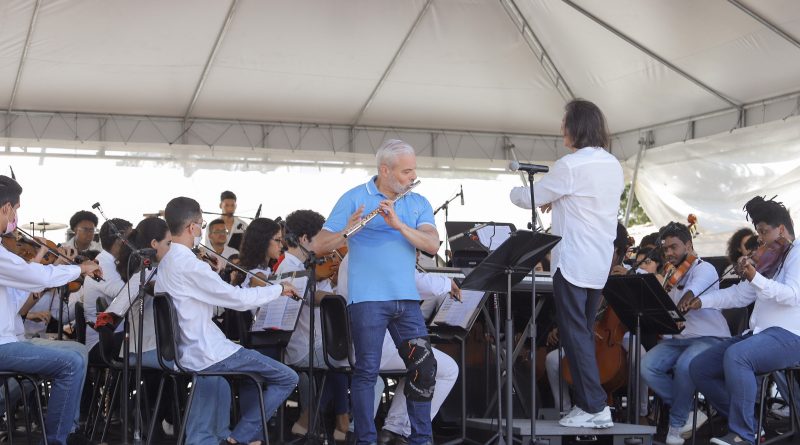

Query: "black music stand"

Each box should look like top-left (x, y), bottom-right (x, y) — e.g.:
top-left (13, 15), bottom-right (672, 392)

top-left (460, 230), bottom-right (560, 445)
top-left (602, 274), bottom-right (685, 424)
top-left (446, 221), bottom-right (516, 268)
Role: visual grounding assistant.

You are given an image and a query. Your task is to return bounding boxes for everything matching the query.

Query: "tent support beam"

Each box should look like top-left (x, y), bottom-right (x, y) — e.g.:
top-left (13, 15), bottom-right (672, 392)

top-left (350, 0), bottom-right (433, 126)
top-left (7, 0), bottom-right (42, 114)
top-left (183, 0), bottom-right (239, 123)
top-left (727, 0), bottom-right (800, 51)
top-left (562, 0), bottom-right (739, 108)
top-left (623, 131), bottom-right (651, 226)
top-left (500, 0), bottom-right (575, 102)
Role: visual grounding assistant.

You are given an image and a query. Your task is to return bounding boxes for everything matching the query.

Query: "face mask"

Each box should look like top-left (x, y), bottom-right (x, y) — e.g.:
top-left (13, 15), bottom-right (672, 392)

top-left (3, 212), bottom-right (17, 235)
top-left (635, 267), bottom-right (648, 275)
top-left (192, 223), bottom-right (202, 248)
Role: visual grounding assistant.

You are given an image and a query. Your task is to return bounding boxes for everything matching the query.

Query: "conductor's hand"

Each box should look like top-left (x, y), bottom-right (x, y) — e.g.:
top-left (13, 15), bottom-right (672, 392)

top-left (539, 203), bottom-right (552, 213)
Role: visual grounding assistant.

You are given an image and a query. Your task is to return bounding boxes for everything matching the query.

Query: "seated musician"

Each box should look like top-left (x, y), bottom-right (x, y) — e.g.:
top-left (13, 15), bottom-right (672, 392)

top-left (206, 218), bottom-right (239, 259)
top-left (723, 228), bottom-right (758, 282)
top-left (685, 196), bottom-right (800, 445)
top-left (275, 210), bottom-right (349, 441)
top-left (336, 254), bottom-right (460, 445)
top-left (64, 209), bottom-right (102, 253)
top-left (155, 197), bottom-right (298, 445)
top-left (0, 175), bottom-right (101, 445)
top-left (640, 222), bottom-right (729, 445)
top-left (81, 218), bottom-right (133, 362)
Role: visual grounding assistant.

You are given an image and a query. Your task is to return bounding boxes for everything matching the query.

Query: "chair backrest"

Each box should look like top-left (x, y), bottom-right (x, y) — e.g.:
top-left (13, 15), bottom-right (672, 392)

top-left (96, 321), bottom-right (120, 367)
top-left (152, 293), bottom-right (190, 374)
top-left (74, 302), bottom-right (87, 345)
top-left (319, 294), bottom-right (354, 370)
top-left (96, 296), bottom-right (108, 314)
top-left (722, 306), bottom-right (750, 336)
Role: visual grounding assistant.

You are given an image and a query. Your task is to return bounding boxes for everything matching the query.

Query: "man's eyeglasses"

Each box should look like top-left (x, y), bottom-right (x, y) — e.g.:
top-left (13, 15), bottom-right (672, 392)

top-left (210, 229), bottom-right (228, 235)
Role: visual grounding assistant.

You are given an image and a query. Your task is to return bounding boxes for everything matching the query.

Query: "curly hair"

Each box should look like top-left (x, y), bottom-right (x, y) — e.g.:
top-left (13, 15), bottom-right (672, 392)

top-left (69, 210), bottom-right (98, 230)
top-left (238, 218), bottom-right (281, 270)
top-left (284, 209), bottom-right (325, 248)
top-left (726, 227), bottom-right (756, 266)
top-left (744, 195), bottom-right (794, 236)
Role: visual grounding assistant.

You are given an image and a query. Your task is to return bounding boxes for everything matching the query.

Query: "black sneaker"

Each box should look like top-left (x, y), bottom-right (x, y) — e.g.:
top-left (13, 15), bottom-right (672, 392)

top-left (377, 429), bottom-right (409, 445)
top-left (66, 431), bottom-right (96, 445)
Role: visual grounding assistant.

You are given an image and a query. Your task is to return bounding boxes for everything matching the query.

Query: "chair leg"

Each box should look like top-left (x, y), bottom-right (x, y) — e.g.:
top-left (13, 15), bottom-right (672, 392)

top-left (757, 374), bottom-right (769, 445)
top-left (4, 378), bottom-right (15, 445)
top-left (89, 369), bottom-right (113, 442)
top-left (24, 377), bottom-right (47, 445)
top-left (253, 379), bottom-right (269, 445)
top-left (177, 376), bottom-right (198, 445)
top-left (100, 371), bottom-right (122, 445)
top-left (146, 375), bottom-right (166, 445)
top-left (84, 368), bottom-right (104, 438)
top-left (786, 370), bottom-right (799, 439)
top-left (18, 377), bottom-right (32, 445)
top-left (690, 391), bottom-right (698, 445)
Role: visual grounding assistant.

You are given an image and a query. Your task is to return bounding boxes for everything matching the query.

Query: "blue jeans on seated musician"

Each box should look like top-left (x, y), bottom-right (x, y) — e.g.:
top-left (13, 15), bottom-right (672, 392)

top-left (690, 327), bottom-right (800, 444)
top-left (186, 347), bottom-right (298, 445)
top-left (641, 336), bottom-right (722, 428)
top-left (349, 300), bottom-right (435, 445)
top-left (0, 340), bottom-right (86, 445)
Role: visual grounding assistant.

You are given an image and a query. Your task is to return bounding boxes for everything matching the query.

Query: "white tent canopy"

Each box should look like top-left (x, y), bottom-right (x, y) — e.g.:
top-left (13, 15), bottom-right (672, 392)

top-left (1, 0), bottom-right (800, 168)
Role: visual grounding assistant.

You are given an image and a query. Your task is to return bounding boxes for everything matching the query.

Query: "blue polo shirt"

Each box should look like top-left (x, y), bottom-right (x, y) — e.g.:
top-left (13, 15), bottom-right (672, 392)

top-left (323, 176), bottom-right (436, 304)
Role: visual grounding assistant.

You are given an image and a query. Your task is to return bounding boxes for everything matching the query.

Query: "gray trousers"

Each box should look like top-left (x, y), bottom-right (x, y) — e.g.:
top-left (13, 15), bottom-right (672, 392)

top-left (552, 269), bottom-right (607, 414)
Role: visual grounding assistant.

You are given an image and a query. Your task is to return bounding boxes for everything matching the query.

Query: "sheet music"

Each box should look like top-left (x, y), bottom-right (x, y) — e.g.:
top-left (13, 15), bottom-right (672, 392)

top-left (250, 276), bottom-right (306, 332)
top-left (476, 225), bottom-right (512, 251)
top-left (432, 289), bottom-right (484, 329)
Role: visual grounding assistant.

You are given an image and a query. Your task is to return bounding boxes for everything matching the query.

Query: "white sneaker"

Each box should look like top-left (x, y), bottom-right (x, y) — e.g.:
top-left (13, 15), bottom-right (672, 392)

top-left (559, 406), bottom-right (614, 428)
top-left (161, 419), bottom-right (174, 436)
top-left (558, 405), bottom-right (586, 426)
top-left (666, 426), bottom-right (685, 445)
top-left (679, 410), bottom-right (708, 439)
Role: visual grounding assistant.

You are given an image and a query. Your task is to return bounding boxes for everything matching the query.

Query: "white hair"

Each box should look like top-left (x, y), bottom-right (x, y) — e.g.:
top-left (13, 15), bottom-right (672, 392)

top-left (376, 139), bottom-right (415, 170)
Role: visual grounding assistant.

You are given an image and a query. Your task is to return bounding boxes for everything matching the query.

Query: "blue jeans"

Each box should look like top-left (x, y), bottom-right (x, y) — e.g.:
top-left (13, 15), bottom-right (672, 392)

top-left (640, 336), bottom-right (722, 427)
top-left (690, 328), bottom-right (800, 444)
top-left (0, 340), bottom-right (87, 445)
top-left (200, 347), bottom-right (298, 444)
top-left (349, 300), bottom-right (434, 445)
top-left (185, 376), bottom-right (232, 445)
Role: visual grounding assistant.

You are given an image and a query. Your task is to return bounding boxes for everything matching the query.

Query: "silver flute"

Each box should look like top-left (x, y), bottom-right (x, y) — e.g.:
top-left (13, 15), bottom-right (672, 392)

top-left (343, 180), bottom-right (421, 238)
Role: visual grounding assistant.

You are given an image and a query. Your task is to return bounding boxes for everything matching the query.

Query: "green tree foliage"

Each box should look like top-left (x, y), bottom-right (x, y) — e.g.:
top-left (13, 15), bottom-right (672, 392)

top-left (619, 183), bottom-right (651, 226)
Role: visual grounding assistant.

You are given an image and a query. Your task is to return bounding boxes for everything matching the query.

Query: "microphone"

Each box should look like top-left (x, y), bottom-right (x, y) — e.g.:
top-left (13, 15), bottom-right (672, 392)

top-left (448, 222), bottom-right (490, 242)
top-left (460, 185), bottom-right (464, 205)
top-left (254, 204), bottom-right (262, 219)
top-left (92, 202), bottom-right (101, 210)
top-left (508, 161), bottom-right (549, 174)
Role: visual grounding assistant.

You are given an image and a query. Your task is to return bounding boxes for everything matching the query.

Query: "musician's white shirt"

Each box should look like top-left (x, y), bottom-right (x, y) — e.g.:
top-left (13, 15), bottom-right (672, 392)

top-left (154, 243), bottom-right (283, 371)
top-left (0, 244), bottom-right (80, 345)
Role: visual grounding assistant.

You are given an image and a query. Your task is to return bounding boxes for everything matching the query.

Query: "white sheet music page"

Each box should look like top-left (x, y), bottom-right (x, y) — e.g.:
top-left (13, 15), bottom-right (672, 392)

top-left (476, 225), bottom-right (512, 251)
top-left (432, 289), bottom-right (484, 329)
top-left (251, 276), bottom-right (307, 331)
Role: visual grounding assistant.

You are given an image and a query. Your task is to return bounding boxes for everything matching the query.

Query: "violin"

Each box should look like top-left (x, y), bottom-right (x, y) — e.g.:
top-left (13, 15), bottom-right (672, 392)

top-left (315, 246), bottom-right (347, 281)
top-left (1, 232), bottom-right (59, 264)
top-left (744, 237), bottom-right (792, 279)
top-left (663, 253), bottom-right (698, 292)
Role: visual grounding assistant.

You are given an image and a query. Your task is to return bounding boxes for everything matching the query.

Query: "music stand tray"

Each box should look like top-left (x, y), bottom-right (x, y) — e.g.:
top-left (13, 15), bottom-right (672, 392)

top-left (602, 273), bottom-right (686, 423)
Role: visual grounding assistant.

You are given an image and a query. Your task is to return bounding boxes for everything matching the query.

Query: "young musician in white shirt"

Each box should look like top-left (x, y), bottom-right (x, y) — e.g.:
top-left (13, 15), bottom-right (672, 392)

top-left (155, 197), bottom-right (299, 445)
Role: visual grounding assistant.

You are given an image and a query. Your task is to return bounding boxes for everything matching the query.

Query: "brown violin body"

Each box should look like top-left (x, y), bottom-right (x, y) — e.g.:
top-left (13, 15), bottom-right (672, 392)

top-left (749, 237), bottom-right (792, 279)
top-left (562, 304), bottom-right (628, 399)
top-left (1, 233), bottom-right (59, 264)
top-left (316, 246), bottom-right (347, 282)
top-left (663, 253), bottom-right (697, 292)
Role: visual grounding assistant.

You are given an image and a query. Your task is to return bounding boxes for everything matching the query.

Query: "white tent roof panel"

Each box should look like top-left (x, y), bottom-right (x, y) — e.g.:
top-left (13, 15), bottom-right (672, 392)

top-left (360, 0), bottom-right (566, 134)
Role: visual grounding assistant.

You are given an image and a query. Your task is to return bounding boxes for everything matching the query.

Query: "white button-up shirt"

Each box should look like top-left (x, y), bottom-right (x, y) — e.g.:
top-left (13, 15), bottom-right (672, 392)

top-left (701, 239), bottom-right (800, 337)
top-left (82, 250), bottom-right (132, 351)
top-left (0, 245), bottom-right (80, 345)
top-left (510, 147), bottom-right (624, 289)
top-left (154, 243), bottom-right (284, 371)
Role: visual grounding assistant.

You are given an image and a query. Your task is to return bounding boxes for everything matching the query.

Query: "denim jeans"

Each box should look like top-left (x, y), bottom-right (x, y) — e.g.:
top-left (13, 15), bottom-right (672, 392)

top-left (690, 328), bottom-right (800, 444)
top-left (640, 336), bottom-right (722, 427)
top-left (185, 376), bottom-right (232, 445)
top-left (200, 347), bottom-right (298, 444)
top-left (349, 300), bottom-right (434, 445)
top-left (0, 340), bottom-right (86, 445)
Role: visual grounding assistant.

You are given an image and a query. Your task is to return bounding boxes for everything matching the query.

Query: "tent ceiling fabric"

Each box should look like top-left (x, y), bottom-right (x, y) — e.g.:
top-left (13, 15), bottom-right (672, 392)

top-left (1, 0), bottom-right (800, 161)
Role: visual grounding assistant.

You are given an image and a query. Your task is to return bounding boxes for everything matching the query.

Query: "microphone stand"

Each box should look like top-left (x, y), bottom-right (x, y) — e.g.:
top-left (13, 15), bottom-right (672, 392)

top-left (293, 240), bottom-right (324, 445)
top-left (525, 171), bottom-right (546, 445)
top-left (94, 203), bottom-right (154, 444)
top-left (434, 189), bottom-right (464, 267)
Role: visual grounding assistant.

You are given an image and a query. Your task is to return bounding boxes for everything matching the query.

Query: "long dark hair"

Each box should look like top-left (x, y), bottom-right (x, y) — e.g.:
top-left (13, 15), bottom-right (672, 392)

top-left (116, 217), bottom-right (169, 282)
top-left (238, 217), bottom-right (281, 271)
top-left (563, 99), bottom-right (610, 149)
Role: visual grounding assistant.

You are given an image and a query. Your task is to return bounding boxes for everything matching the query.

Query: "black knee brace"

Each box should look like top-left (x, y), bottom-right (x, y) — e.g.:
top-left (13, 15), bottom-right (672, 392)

top-left (398, 337), bottom-right (437, 402)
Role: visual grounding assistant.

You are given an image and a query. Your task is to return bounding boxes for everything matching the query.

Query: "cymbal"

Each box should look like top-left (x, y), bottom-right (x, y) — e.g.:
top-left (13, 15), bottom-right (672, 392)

top-left (22, 222), bottom-right (68, 231)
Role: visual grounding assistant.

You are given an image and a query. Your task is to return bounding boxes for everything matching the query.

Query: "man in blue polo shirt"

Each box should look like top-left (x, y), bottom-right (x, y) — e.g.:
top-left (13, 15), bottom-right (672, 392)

top-left (313, 139), bottom-right (440, 445)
